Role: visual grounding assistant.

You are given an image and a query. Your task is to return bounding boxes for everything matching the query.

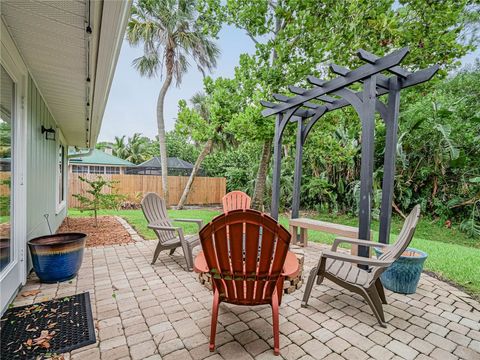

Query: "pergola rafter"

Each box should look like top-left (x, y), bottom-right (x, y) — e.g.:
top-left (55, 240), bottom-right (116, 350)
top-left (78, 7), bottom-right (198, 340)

top-left (260, 47), bottom-right (438, 255)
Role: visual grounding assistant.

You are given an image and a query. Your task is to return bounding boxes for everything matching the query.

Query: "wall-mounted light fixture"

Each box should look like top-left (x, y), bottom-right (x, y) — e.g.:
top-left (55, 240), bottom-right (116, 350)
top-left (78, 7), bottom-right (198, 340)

top-left (41, 125), bottom-right (56, 141)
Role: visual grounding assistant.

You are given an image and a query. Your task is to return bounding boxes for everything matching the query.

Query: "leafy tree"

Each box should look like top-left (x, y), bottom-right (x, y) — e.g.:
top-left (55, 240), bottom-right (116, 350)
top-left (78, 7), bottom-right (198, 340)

top-left (176, 77), bottom-right (240, 208)
top-left (127, 0), bottom-right (220, 204)
top-left (72, 176), bottom-right (125, 227)
top-left (197, 0), bottom-right (479, 210)
top-left (165, 131), bottom-right (199, 164)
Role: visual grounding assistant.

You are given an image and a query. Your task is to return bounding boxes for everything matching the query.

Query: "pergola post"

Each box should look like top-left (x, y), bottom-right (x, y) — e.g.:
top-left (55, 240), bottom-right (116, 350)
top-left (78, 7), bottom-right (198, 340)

top-left (357, 75), bottom-right (377, 257)
top-left (379, 77), bottom-right (401, 244)
top-left (291, 117), bottom-right (304, 220)
top-left (270, 114), bottom-right (283, 220)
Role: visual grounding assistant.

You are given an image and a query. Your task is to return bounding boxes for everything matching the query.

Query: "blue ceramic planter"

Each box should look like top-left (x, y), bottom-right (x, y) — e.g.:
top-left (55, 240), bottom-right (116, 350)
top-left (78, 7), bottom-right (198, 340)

top-left (28, 233), bottom-right (86, 283)
top-left (374, 247), bottom-right (427, 294)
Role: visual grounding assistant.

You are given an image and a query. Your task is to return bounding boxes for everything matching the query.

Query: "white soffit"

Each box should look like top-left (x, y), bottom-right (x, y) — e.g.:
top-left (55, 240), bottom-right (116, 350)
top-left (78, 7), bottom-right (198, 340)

top-left (1, 0), bottom-right (131, 147)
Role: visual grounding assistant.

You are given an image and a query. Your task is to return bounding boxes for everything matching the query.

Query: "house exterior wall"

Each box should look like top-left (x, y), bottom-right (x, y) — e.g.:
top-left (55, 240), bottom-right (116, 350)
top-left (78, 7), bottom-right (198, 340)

top-left (26, 75), bottom-right (67, 241)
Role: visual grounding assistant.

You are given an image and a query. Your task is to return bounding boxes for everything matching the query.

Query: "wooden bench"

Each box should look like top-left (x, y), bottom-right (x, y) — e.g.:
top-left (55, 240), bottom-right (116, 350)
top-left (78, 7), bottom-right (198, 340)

top-left (289, 218), bottom-right (373, 256)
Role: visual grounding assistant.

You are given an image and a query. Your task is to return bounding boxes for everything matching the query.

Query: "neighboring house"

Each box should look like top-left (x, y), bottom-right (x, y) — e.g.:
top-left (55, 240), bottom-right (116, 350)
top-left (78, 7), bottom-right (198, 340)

top-left (0, 0), bottom-right (131, 313)
top-left (126, 156), bottom-right (203, 176)
top-left (69, 149), bottom-right (134, 175)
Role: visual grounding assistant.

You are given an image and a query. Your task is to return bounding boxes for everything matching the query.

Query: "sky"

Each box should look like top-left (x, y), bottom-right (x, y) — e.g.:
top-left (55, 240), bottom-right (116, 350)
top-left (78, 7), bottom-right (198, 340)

top-left (98, 26), bottom-right (479, 143)
top-left (99, 26), bottom-right (256, 142)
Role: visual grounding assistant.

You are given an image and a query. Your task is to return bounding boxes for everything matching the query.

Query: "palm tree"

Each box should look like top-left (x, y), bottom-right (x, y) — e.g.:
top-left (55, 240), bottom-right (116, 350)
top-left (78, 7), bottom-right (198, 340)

top-left (127, 0), bottom-right (220, 204)
top-left (126, 133), bottom-right (148, 164)
top-left (112, 136), bottom-right (129, 159)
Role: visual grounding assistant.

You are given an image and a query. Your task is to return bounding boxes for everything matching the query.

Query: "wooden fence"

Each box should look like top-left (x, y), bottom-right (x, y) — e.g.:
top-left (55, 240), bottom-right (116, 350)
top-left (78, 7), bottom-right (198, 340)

top-left (68, 173), bottom-right (226, 208)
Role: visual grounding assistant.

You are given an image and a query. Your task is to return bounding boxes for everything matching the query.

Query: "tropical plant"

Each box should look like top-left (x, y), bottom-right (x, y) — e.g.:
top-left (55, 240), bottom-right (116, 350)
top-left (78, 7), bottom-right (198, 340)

top-left (127, 0), bottom-right (220, 204)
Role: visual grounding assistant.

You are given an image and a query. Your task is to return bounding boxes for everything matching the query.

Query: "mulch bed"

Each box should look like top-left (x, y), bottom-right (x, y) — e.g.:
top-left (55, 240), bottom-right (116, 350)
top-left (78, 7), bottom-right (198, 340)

top-left (58, 216), bottom-right (133, 247)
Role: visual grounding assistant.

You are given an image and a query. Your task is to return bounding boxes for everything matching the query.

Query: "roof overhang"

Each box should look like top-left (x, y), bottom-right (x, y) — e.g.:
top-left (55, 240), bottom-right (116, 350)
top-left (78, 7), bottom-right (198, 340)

top-left (1, 0), bottom-right (131, 147)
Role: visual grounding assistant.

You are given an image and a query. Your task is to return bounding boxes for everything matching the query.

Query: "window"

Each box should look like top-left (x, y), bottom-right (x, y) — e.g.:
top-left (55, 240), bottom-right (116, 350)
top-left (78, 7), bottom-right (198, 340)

top-left (89, 166), bottom-right (105, 174)
top-left (105, 166), bottom-right (120, 174)
top-left (72, 164), bottom-right (88, 173)
top-left (57, 144), bottom-right (66, 210)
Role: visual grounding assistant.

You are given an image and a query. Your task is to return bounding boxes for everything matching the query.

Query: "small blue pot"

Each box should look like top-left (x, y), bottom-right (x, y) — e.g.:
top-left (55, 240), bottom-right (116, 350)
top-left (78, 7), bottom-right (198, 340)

top-left (374, 247), bottom-right (427, 294)
top-left (28, 233), bottom-right (86, 283)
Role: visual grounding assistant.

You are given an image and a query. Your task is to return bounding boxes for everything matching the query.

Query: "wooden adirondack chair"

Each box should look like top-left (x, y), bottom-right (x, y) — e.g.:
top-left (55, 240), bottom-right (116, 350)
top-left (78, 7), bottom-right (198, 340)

top-left (222, 191), bottom-right (251, 212)
top-left (301, 205), bottom-right (421, 327)
top-left (194, 209), bottom-right (299, 356)
top-left (141, 192), bottom-right (203, 270)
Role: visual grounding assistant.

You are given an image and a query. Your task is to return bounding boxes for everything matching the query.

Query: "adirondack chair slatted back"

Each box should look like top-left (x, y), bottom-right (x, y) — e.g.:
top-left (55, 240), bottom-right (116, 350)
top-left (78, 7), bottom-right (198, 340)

top-left (222, 191), bottom-right (251, 213)
top-left (199, 209), bottom-right (291, 305)
top-left (370, 205), bottom-right (421, 282)
top-left (141, 193), bottom-right (175, 243)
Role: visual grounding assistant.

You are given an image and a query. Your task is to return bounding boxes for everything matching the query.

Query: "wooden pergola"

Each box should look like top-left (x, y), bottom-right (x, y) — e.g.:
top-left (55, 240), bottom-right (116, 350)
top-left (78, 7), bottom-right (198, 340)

top-left (260, 47), bottom-right (438, 256)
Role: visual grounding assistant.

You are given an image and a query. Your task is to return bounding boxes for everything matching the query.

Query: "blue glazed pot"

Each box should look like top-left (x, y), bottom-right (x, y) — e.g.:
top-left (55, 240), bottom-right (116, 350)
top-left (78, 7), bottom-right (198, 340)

top-left (28, 233), bottom-right (87, 283)
top-left (374, 247), bottom-right (427, 294)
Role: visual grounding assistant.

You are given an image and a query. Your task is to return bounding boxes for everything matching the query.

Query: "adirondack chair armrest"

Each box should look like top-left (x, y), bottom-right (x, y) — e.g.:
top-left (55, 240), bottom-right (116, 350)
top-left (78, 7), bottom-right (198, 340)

top-left (147, 224), bottom-right (181, 232)
top-left (282, 251), bottom-right (301, 277)
top-left (193, 251), bottom-right (209, 273)
top-left (322, 250), bottom-right (394, 267)
top-left (331, 237), bottom-right (391, 252)
top-left (172, 218), bottom-right (204, 230)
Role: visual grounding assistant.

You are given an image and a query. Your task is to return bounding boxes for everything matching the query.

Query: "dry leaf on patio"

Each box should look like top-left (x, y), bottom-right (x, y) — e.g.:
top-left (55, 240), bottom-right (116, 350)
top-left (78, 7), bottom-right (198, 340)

top-left (50, 355), bottom-right (65, 360)
top-left (21, 290), bottom-right (41, 297)
top-left (33, 329), bottom-right (55, 349)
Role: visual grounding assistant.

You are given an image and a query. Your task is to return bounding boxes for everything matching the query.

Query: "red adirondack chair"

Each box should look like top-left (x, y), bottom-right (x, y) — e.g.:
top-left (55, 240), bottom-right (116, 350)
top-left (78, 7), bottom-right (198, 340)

top-left (222, 191), bottom-right (251, 212)
top-left (194, 209), bottom-right (299, 356)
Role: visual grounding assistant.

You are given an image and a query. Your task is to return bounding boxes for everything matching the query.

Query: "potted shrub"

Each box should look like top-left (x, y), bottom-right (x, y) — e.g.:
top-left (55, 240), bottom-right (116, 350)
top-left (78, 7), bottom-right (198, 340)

top-left (374, 247), bottom-right (428, 294)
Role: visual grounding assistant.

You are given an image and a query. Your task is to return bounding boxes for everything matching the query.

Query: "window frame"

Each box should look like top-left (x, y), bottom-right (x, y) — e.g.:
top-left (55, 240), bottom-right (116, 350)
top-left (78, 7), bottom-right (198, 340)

top-left (89, 165), bottom-right (105, 174)
top-left (105, 166), bottom-right (120, 174)
top-left (71, 164), bottom-right (88, 174)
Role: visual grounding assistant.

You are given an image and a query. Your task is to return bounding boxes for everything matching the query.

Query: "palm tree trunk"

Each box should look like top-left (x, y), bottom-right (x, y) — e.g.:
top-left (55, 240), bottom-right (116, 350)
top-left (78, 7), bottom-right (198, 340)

top-left (156, 72), bottom-right (173, 205)
top-left (177, 139), bottom-right (213, 209)
top-left (252, 139), bottom-right (272, 210)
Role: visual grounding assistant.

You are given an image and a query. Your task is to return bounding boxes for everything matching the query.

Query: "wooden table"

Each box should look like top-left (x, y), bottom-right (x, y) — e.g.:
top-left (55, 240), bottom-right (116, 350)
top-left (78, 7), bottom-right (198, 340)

top-left (289, 217), bottom-right (373, 256)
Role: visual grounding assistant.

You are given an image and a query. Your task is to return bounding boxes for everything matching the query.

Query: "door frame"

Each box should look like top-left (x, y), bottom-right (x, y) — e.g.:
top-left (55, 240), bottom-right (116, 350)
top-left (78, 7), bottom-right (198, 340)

top-left (0, 19), bottom-right (28, 312)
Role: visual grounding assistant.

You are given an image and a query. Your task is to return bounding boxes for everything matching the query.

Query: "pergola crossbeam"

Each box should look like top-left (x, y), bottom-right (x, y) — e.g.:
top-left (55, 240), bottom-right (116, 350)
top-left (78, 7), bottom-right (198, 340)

top-left (357, 49), bottom-right (411, 78)
top-left (307, 76), bottom-right (326, 86)
top-left (330, 63), bottom-right (390, 89)
top-left (260, 100), bottom-right (314, 118)
top-left (273, 94), bottom-right (320, 109)
top-left (262, 47), bottom-right (410, 117)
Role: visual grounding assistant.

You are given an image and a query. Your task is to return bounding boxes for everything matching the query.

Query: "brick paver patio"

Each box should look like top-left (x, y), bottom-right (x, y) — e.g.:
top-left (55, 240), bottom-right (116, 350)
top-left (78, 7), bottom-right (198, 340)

top-left (13, 229), bottom-right (480, 360)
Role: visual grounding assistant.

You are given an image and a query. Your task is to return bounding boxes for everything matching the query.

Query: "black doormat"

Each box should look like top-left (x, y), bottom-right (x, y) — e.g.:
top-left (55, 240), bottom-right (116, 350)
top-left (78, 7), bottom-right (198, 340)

top-left (0, 292), bottom-right (96, 359)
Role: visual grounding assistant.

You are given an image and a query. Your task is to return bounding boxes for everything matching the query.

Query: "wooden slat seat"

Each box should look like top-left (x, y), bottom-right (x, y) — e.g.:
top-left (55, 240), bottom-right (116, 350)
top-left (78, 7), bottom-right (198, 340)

top-left (326, 259), bottom-right (371, 286)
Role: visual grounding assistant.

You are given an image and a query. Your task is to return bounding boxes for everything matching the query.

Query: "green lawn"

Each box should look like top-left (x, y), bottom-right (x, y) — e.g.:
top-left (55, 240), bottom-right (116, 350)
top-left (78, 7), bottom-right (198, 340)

top-left (68, 208), bottom-right (480, 297)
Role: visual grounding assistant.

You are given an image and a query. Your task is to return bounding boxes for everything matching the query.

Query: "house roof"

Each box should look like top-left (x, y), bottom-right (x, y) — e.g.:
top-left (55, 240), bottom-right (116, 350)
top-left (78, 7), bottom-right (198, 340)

top-left (1, 0), bottom-right (131, 147)
top-left (69, 149), bottom-right (134, 166)
top-left (137, 157), bottom-right (195, 169)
